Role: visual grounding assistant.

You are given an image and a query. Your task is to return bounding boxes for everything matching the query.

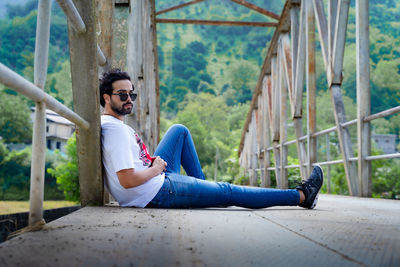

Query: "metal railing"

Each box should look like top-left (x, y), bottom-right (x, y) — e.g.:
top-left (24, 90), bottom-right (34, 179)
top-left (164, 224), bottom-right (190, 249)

top-left (254, 108), bottom-right (400, 174)
top-left (0, 0), bottom-right (107, 226)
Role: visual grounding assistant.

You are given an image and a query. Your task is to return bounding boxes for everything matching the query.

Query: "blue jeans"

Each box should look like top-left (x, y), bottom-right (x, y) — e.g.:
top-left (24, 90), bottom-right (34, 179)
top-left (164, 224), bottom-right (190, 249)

top-left (149, 124), bottom-right (300, 209)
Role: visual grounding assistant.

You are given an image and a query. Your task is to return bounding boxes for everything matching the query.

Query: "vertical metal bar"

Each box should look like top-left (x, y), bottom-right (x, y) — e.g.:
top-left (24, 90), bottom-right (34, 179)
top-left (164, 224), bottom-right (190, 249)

top-left (356, 0), bottom-right (371, 197)
top-left (326, 134), bottom-right (331, 193)
top-left (250, 114), bottom-right (258, 186)
top-left (291, 3), bottom-right (308, 180)
top-left (281, 33), bottom-right (295, 116)
top-left (271, 56), bottom-right (280, 141)
top-left (257, 96), bottom-right (265, 187)
top-left (329, 0), bottom-right (359, 196)
top-left (279, 39), bottom-right (288, 189)
top-left (331, 0), bottom-right (350, 85)
top-left (272, 52), bottom-right (281, 187)
top-left (29, 0), bottom-right (51, 227)
top-left (68, 0), bottom-right (103, 206)
top-left (306, 0), bottom-right (317, 176)
top-left (331, 85), bottom-right (359, 195)
top-left (328, 0), bottom-right (338, 83)
top-left (290, 3), bottom-right (299, 95)
top-left (293, 0), bottom-right (306, 117)
top-left (263, 76), bottom-right (272, 187)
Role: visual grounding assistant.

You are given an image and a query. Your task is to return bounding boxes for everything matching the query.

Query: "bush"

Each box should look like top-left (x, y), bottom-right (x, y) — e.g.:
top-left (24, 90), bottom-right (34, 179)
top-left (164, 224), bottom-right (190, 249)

top-left (47, 135), bottom-right (80, 202)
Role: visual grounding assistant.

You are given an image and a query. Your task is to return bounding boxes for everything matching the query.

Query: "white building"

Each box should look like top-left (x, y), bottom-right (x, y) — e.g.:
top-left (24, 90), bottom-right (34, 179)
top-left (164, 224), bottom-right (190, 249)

top-left (31, 108), bottom-right (75, 153)
top-left (372, 134), bottom-right (397, 154)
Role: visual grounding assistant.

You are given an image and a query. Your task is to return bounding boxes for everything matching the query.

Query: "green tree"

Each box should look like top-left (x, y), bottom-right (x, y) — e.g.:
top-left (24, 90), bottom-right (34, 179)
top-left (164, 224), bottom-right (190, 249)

top-left (45, 60), bottom-right (73, 108)
top-left (0, 92), bottom-right (32, 143)
top-left (47, 135), bottom-right (79, 202)
top-left (0, 144), bottom-right (31, 200)
top-left (226, 61), bottom-right (258, 104)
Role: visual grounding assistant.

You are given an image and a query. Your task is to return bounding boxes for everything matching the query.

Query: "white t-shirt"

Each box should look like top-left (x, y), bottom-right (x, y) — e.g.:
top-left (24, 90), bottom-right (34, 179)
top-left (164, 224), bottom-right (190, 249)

top-left (101, 115), bottom-right (164, 207)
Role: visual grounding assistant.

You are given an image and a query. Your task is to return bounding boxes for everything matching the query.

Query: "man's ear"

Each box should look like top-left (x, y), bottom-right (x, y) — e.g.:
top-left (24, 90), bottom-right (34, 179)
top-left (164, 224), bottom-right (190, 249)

top-left (104, 93), bottom-right (111, 104)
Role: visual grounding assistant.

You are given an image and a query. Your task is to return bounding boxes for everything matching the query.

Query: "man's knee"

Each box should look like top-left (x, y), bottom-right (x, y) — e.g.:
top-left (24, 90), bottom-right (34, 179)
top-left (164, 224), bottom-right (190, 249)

top-left (169, 124), bottom-right (189, 135)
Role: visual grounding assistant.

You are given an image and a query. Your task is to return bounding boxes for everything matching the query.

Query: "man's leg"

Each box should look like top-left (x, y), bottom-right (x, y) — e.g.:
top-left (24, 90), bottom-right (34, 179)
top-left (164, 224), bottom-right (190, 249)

top-left (148, 173), bottom-right (300, 209)
top-left (148, 166), bottom-right (323, 209)
top-left (154, 124), bottom-right (205, 179)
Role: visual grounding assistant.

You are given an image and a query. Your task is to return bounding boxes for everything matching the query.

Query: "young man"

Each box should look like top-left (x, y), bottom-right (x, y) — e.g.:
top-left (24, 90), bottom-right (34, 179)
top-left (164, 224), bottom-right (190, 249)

top-left (100, 69), bottom-right (323, 209)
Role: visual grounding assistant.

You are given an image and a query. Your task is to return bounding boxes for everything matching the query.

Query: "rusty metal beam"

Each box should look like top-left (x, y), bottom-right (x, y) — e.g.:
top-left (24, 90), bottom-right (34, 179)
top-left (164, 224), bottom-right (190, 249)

top-left (306, 0), bottom-right (317, 176)
top-left (230, 0), bottom-right (280, 20)
top-left (156, 0), bottom-right (204, 16)
top-left (279, 43), bottom-right (288, 188)
top-left (155, 18), bottom-right (277, 27)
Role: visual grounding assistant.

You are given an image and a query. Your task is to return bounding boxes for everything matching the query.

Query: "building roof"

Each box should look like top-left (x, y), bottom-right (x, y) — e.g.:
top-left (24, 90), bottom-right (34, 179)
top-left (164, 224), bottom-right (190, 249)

top-left (31, 107), bottom-right (75, 126)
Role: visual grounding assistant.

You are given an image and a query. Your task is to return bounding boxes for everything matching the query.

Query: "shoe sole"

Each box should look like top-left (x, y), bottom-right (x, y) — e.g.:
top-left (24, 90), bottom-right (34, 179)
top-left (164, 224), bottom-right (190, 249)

top-left (309, 193), bottom-right (319, 209)
top-left (309, 164), bottom-right (323, 209)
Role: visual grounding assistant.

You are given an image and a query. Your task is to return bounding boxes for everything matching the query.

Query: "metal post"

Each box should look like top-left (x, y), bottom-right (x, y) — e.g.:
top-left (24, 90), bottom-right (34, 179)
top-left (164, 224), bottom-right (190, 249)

top-left (262, 76), bottom-right (271, 187)
top-left (290, 4), bottom-right (308, 180)
top-left (356, 0), bottom-right (371, 197)
top-left (250, 113), bottom-right (258, 186)
top-left (328, 0), bottom-right (338, 84)
top-left (306, 0), bottom-right (317, 176)
top-left (29, 0), bottom-right (51, 227)
top-left (257, 96), bottom-right (265, 187)
top-left (329, 0), bottom-right (359, 196)
top-left (326, 134), bottom-right (331, 193)
top-left (273, 141), bottom-right (281, 188)
top-left (279, 40), bottom-right (288, 188)
top-left (293, 0), bottom-right (306, 117)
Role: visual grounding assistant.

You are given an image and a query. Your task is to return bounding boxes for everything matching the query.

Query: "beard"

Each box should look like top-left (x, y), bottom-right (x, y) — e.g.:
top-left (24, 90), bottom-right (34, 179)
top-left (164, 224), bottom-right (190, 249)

top-left (110, 101), bottom-right (133, 116)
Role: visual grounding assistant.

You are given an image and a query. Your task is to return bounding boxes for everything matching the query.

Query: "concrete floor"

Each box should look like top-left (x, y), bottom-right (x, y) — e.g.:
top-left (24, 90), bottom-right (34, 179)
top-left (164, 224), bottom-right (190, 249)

top-left (0, 194), bottom-right (399, 267)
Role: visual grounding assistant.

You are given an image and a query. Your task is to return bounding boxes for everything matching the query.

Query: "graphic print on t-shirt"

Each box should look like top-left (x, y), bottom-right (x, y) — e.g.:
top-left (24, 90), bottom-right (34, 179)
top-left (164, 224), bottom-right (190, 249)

top-left (134, 133), bottom-right (152, 167)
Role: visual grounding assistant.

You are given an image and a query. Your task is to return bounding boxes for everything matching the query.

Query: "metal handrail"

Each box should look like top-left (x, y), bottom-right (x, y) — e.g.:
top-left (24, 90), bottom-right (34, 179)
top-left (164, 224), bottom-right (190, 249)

top-left (0, 63), bottom-right (90, 130)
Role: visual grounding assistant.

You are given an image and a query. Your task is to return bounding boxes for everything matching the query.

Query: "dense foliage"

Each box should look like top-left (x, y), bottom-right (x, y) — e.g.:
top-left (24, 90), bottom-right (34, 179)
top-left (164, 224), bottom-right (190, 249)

top-left (0, 141), bottom-right (64, 200)
top-left (0, 0), bottom-right (399, 200)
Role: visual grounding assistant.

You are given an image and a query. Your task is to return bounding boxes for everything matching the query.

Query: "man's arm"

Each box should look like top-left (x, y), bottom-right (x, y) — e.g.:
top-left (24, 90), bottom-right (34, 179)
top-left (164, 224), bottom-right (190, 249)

top-left (117, 156), bottom-right (167, 189)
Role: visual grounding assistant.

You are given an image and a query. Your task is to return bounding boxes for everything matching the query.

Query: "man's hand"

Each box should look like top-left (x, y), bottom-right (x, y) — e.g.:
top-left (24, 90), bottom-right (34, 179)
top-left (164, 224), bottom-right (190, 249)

top-left (152, 156), bottom-right (167, 174)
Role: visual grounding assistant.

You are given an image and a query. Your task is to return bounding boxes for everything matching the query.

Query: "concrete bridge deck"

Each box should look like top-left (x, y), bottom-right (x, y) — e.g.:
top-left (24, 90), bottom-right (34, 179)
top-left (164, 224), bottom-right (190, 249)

top-left (0, 194), bottom-right (399, 266)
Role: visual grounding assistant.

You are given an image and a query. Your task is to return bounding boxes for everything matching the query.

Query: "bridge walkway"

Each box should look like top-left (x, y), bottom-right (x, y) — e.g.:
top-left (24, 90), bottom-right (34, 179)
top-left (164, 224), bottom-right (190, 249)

top-left (1, 195), bottom-right (399, 266)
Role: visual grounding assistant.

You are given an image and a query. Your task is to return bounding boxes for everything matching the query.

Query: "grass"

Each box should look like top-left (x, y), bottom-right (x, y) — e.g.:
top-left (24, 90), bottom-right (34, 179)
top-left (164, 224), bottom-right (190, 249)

top-left (0, 201), bottom-right (79, 215)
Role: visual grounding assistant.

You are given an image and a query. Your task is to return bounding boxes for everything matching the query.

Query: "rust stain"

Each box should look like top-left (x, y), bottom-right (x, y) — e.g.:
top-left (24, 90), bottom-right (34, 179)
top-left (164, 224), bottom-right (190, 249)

top-left (283, 42), bottom-right (293, 99)
top-left (266, 76), bottom-right (273, 124)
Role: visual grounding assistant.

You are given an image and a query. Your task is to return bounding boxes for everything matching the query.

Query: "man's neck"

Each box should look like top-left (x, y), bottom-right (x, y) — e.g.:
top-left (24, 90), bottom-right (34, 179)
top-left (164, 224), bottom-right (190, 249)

top-left (103, 108), bottom-right (124, 121)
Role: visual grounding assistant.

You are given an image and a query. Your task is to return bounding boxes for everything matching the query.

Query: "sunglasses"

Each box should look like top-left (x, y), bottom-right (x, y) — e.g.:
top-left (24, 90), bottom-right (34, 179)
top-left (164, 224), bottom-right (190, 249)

top-left (111, 92), bottom-right (137, 102)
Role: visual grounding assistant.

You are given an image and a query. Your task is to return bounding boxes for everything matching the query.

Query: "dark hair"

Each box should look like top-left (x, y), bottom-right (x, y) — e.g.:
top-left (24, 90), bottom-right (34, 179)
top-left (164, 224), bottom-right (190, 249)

top-left (99, 68), bottom-right (133, 107)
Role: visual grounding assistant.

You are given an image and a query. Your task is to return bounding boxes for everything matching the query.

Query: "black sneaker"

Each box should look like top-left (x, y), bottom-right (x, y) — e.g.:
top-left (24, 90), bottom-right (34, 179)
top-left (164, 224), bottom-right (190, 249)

top-left (296, 165), bottom-right (324, 209)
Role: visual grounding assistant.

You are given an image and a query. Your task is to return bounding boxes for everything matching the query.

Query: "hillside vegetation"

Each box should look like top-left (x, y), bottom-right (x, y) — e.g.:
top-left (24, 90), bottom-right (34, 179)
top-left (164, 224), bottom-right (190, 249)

top-left (0, 0), bottom-right (399, 200)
